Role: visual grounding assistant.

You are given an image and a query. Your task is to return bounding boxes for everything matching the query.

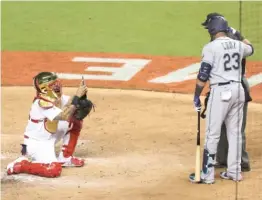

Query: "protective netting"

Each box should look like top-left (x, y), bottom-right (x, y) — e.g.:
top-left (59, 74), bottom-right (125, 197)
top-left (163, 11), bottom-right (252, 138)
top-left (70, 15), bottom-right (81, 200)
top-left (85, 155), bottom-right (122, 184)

top-left (240, 1), bottom-right (262, 61)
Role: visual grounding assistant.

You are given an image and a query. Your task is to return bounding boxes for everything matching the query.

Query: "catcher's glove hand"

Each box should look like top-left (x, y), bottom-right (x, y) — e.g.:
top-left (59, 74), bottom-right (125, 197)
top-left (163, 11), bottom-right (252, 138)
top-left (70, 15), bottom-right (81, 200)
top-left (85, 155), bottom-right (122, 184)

top-left (73, 95), bottom-right (95, 120)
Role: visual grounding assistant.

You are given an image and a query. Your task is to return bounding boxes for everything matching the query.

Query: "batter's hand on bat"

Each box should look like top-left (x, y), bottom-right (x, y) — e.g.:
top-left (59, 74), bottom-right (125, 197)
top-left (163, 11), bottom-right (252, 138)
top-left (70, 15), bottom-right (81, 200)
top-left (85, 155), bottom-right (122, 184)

top-left (228, 27), bottom-right (245, 41)
top-left (193, 95), bottom-right (201, 112)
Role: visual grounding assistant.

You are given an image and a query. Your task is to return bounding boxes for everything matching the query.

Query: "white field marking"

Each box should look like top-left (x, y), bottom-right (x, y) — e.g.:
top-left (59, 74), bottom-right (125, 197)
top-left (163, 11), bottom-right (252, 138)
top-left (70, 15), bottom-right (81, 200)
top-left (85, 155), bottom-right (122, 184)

top-left (149, 62), bottom-right (262, 86)
top-left (56, 57), bottom-right (151, 81)
top-left (248, 73), bottom-right (262, 87)
top-left (148, 63), bottom-right (200, 83)
top-left (1, 154), bottom-right (186, 188)
top-left (1, 172), bottom-right (115, 189)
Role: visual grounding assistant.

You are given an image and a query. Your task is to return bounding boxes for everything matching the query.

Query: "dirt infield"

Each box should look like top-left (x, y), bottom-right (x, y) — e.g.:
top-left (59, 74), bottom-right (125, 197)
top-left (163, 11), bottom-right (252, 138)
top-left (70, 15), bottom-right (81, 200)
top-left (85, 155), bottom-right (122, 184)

top-left (1, 51), bottom-right (262, 199)
top-left (1, 87), bottom-right (262, 200)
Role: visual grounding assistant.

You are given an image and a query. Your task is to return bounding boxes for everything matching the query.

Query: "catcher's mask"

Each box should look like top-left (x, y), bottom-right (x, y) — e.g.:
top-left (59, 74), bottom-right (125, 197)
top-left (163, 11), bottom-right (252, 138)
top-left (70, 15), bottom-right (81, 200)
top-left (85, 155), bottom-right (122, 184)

top-left (33, 72), bottom-right (62, 102)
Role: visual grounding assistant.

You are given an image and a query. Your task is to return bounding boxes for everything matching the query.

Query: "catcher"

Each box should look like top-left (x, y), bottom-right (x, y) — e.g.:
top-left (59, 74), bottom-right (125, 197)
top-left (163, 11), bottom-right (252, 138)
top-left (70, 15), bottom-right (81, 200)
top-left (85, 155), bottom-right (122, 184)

top-left (6, 72), bottom-right (94, 178)
top-left (201, 13), bottom-right (251, 172)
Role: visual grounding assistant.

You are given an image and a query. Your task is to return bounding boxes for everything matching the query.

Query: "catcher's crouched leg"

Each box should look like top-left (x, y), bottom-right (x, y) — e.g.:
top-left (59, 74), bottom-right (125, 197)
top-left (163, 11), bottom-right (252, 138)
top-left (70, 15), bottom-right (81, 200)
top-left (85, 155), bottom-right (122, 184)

top-left (58, 118), bottom-right (85, 167)
top-left (7, 157), bottom-right (62, 178)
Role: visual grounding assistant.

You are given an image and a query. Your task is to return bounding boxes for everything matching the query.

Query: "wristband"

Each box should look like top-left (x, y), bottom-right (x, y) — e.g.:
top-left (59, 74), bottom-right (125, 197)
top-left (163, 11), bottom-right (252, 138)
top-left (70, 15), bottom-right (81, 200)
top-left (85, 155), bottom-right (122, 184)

top-left (71, 96), bottom-right (80, 107)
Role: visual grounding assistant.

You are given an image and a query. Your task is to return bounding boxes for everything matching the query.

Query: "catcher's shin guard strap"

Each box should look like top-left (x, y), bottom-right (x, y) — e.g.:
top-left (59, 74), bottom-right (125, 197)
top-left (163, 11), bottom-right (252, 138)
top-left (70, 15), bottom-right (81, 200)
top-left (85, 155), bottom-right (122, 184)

top-left (22, 162), bottom-right (62, 178)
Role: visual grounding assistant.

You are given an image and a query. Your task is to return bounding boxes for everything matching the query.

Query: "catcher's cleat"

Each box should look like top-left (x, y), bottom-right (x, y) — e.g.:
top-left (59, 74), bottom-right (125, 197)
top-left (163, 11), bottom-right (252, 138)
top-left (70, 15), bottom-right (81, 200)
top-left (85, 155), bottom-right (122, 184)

top-left (220, 172), bottom-right (243, 182)
top-left (60, 156), bottom-right (85, 167)
top-left (7, 156), bottom-right (29, 175)
top-left (189, 173), bottom-right (215, 184)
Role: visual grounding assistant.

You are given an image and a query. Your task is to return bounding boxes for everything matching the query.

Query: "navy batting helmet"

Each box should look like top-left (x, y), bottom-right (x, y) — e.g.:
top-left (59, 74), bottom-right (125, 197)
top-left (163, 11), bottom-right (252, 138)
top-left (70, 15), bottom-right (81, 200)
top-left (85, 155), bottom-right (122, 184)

top-left (201, 12), bottom-right (224, 28)
top-left (206, 16), bottom-right (229, 35)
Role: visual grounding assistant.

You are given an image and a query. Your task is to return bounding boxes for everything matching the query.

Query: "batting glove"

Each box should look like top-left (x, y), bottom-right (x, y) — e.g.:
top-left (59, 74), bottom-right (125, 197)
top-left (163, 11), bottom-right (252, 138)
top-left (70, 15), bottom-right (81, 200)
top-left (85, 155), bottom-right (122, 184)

top-left (193, 95), bottom-right (201, 112)
top-left (229, 27), bottom-right (237, 34)
top-left (228, 27), bottom-right (244, 41)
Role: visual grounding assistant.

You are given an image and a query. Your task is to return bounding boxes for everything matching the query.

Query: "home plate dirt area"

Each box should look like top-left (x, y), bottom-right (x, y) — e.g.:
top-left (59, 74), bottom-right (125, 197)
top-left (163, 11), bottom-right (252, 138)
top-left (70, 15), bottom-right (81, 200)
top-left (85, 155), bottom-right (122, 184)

top-left (1, 87), bottom-right (262, 200)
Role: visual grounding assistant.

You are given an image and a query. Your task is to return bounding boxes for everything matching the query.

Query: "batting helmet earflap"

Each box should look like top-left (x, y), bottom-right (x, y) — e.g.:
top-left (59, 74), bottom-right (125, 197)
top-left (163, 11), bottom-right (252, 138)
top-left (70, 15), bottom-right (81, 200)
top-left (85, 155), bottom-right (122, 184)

top-left (201, 12), bottom-right (225, 28)
top-left (206, 17), bottom-right (229, 36)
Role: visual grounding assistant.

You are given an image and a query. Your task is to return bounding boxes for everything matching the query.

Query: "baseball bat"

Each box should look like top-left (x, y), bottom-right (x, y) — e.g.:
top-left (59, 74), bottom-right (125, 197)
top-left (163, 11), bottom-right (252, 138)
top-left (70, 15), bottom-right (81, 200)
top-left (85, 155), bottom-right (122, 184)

top-left (194, 111), bottom-right (201, 182)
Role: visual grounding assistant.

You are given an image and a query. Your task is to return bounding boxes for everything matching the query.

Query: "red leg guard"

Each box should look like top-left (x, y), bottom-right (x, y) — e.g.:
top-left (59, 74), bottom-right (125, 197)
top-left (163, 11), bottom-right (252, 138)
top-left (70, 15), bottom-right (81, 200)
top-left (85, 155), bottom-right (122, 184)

top-left (69, 118), bottom-right (83, 133)
top-left (62, 119), bottom-right (83, 158)
top-left (21, 161), bottom-right (62, 178)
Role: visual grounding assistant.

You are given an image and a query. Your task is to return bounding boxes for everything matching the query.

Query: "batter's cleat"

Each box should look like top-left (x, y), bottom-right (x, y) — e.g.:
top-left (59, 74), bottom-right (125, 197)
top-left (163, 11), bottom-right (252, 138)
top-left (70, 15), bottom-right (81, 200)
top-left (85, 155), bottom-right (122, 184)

top-left (189, 173), bottom-right (215, 184)
top-left (60, 156), bottom-right (85, 167)
top-left (220, 172), bottom-right (243, 182)
top-left (6, 156), bottom-right (29, 175)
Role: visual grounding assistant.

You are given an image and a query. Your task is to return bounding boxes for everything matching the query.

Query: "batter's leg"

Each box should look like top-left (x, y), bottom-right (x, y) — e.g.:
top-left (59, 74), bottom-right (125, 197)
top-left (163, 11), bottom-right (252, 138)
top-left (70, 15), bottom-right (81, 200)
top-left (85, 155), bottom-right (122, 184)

top-left (224, 101), bottom-right (244, 181)
top-left (215, 123), bottom-right (228, 166)
top-left (200, 87), bottom-right (229, 183)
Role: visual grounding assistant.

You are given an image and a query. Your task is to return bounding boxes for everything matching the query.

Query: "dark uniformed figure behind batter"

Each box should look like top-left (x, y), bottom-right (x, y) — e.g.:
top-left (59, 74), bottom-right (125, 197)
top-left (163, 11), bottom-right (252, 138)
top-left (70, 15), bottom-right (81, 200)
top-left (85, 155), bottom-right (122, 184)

top-left (201, 13), bottom-right (252, 172)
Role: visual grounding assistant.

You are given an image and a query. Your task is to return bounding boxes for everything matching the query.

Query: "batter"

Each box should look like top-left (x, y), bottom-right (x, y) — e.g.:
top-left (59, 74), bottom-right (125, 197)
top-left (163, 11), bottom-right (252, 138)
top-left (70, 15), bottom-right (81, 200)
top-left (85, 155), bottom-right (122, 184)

top-left (189, 16), bottom-right (254, 184)
top-left (201, 13), bottom-right (252, 172)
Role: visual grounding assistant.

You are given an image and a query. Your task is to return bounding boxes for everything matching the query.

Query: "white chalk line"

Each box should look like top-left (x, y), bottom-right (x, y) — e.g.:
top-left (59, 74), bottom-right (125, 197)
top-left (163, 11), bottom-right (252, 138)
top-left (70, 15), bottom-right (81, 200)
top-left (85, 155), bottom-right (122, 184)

top-left (1, 128), bottom-right (186, 188)
top-left (1, 153), bottom-right (185, 189)
top-left (1, 172), bottom-right (115, 188)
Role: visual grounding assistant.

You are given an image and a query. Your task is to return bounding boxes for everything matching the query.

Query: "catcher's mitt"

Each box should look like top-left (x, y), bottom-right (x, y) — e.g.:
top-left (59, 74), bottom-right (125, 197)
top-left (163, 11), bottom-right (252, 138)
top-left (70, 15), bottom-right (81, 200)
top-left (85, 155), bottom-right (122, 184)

top-left (73, 95), bottom-right (95, 120)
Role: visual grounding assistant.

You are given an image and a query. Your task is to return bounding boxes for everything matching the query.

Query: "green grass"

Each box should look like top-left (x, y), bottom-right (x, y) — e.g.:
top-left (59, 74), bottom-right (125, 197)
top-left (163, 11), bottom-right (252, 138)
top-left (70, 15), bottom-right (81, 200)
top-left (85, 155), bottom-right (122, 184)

top-left (1, 1), bottom-right (261, 60)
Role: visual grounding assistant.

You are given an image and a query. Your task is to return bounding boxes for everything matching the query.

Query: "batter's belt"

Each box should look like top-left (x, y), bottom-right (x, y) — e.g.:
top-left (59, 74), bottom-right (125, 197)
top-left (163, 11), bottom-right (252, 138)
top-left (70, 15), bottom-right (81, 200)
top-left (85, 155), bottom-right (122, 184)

top-left (210, 80), bottom-right (241, 87)
top-left (201, 80), bottom-right (252, 119)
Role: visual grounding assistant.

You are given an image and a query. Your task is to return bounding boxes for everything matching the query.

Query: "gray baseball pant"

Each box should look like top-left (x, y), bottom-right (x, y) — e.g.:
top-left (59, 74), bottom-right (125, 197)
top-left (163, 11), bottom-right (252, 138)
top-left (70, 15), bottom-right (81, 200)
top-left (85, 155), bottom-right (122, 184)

top-left (216, 77), bottom-right (250, 168)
